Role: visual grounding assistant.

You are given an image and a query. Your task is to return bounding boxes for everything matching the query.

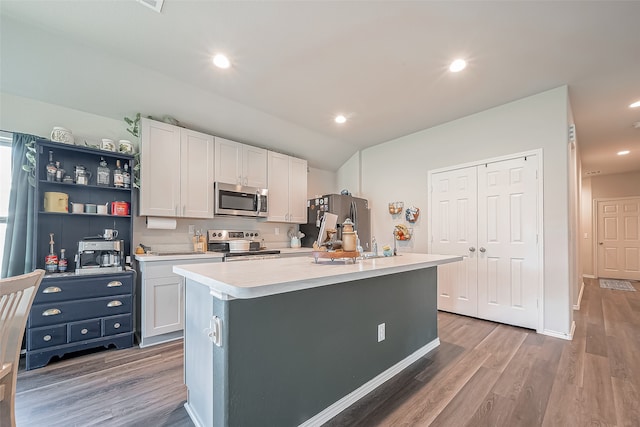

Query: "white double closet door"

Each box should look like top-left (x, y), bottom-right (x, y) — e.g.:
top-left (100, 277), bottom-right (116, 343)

top-left (430, 155), bottom-right (539, 330)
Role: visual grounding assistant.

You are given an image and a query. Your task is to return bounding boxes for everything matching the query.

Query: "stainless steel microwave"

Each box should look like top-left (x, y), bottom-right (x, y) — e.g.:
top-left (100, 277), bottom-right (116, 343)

top-left (214, 182), bottom-right (268, 217)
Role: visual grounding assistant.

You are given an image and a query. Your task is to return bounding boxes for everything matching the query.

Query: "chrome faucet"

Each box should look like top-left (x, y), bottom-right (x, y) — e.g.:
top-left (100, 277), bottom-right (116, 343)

top-left (372, 236), bottom-right (378, 256)
top-left (393, 231), bottom-right (397, 256)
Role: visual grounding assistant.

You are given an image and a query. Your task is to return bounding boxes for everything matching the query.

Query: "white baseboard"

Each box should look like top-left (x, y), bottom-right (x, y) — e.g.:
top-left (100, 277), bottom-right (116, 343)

top-left (184, 403), bottom-right (204, 427)
top-left (299, 338), bottom-right (441, 427)
top-left (543, 323), bottom-right (574, 341)
top-left (573, 282), bottom-right (584, 310)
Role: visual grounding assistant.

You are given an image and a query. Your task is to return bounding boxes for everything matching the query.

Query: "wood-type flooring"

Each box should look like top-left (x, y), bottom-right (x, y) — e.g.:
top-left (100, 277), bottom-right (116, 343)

top-left (15, 278), bottom-right (640, 426)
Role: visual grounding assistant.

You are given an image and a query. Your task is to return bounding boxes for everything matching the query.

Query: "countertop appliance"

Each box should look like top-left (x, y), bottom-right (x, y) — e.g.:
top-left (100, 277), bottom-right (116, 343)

top-left (214, 182), bottom-right (268, 217)
top-left (300, 194), bottom-right (371, 251)
top-left (207, 229), bottom-right (280, 261)
top-left (75, 238), bottom-right (124, 274)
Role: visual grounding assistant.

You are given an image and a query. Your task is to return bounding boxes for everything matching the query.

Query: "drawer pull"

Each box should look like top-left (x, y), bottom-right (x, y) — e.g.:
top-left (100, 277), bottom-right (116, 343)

top-left (42, 308), bottom-right (61, 316)
top-left (43, 335), bottom-right (52, 342)
top-left (114, 323), bottom-right (121, 329)
top-left (43, 286), bottom-right (62, 294)
top-left (81, 328), bottom-right (88, 335)
top-left (107, 281), bottom-right (123, 288)
top-left (107, 300), bottom-right (123, 308)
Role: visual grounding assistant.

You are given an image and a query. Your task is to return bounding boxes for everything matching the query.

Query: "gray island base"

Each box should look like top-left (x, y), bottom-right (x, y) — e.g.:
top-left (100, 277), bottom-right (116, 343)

top-left (174, 253), bottom-right (461, 427)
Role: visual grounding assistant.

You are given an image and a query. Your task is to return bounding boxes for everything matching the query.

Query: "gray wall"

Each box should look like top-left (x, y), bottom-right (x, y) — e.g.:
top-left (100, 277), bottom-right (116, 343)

top-left (221, 267), bottom-right (438, 426)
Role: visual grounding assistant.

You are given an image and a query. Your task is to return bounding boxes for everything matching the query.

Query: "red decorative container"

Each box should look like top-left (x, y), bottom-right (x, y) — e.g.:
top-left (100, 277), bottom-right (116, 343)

top-left (111, 201), bottom-right (130, 216)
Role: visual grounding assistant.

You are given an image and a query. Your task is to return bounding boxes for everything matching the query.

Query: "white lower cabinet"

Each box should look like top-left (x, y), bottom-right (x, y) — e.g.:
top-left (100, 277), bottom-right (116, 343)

top-left (136, 257), bottom-right (221, 347)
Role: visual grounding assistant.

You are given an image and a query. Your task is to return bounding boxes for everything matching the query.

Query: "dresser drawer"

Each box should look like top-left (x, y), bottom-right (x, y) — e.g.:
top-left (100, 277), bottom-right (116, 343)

top-left (103, 314), bottom-right (132, 336)
top-left (68, 319), bottom-right (102, 342)
top-left (29, 295), bottom-right (133, 328)
top-left (35, 273), bottom-right (133, 303)
top-left (28, 325), bottom-right (67, 350)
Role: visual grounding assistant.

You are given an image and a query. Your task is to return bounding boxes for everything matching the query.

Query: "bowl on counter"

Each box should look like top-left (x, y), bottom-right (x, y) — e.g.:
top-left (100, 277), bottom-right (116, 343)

top-left (228, 240), bottom-right (251, 253)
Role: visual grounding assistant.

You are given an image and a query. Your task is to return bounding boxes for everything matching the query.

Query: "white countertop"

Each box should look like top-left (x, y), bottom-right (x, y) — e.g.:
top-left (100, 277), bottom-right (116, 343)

top-left (173, 253), bottom-right (461, 300)
top-left (135, 252), bottom-right (224, 262)
top-left (277, 247), bottom-right (314, 255)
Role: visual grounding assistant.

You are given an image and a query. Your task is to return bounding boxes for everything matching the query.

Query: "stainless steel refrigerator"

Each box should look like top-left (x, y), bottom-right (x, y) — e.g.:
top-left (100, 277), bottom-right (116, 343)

top-left (300, 194), bottom-right (371, 251)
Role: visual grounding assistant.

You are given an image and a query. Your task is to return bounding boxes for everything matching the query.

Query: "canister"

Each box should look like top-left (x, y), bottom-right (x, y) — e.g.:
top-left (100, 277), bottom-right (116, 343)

top-left (43, 192), bottom-right (69, 213)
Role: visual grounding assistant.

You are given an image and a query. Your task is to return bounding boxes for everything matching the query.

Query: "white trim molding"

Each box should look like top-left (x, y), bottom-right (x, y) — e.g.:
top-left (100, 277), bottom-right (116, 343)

top-left (543, 323), bottom-right (575, 341)
top-left (573, 281), bottom-right (585, 310)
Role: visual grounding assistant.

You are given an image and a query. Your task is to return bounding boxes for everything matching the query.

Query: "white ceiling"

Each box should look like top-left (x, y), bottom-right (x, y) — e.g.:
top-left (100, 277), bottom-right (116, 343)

top-left (1, 1), bottom-right (639, 173)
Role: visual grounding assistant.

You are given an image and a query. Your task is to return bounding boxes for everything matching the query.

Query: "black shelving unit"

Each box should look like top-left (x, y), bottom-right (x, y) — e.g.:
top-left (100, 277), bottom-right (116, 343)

top-left (33, 139), bottom-right (134, 269)
top-left (26, 139), bottom-right (136, 370)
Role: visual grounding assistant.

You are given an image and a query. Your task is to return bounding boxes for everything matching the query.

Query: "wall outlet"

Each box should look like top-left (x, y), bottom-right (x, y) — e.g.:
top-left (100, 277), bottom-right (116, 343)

top-left (189, 225), bottom-right (195, 235)
top-left (377, 323), bottom-right (385, 342)
top-left (275, 227), bottom-right (280, 235)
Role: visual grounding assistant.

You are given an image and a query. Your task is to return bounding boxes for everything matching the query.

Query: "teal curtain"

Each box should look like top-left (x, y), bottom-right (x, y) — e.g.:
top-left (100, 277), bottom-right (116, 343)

top-left (1, 133), bottom-right (37, 278)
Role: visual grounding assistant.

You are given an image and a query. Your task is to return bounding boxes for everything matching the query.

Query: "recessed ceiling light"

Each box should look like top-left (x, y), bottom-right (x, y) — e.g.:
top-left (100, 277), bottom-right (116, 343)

top-left (617, 150), bottom-right (630, 156)
top-left (449, 59), bottom-right (467, 73)
top-left (335, 115), bottom-right (347, 124)
top-left (212, 54), bottom-right (230, 69)
top-left (629, 100), bottom-right (640, 108)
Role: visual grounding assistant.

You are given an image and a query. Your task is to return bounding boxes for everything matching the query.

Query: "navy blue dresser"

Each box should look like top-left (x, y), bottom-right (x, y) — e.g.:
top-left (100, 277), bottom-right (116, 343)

top-left (26, 271), bottom-right (135, 370)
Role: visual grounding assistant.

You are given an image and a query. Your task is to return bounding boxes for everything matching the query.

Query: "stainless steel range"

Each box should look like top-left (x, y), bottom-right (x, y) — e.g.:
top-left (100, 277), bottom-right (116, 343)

top-left (207, 229), bottom-right (280, 262)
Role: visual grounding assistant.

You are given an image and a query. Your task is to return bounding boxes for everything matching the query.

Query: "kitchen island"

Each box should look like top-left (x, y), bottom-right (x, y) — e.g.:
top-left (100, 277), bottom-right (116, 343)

top-left (174, 253), bottom-right (461, 427)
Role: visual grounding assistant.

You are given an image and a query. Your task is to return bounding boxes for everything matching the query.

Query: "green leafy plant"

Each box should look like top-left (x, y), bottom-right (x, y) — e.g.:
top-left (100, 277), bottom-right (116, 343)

top-left (21, 139), bottom-right (37, 187)
top-left (124, 112), bottom-right (141, 138)
top-left (124, 113), bottom-right (142, 189)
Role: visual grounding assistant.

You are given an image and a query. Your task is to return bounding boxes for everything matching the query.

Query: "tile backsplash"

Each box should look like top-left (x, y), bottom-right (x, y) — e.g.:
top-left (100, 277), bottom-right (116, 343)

top-left (133, 215), bottom-right (299, 253)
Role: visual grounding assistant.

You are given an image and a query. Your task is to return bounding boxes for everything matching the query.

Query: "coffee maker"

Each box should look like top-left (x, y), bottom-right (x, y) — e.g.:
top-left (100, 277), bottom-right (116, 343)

top-left (75, 239), bottom-right (124, 275)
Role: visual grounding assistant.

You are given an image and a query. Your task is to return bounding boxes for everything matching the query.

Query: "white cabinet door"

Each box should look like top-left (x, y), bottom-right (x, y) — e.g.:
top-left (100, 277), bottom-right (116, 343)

top-left (141, 118), bottom-right (214, 218)
top-left (214, 137), bottom-right (242, 185)
top-left (144, 276), bottom-right (183, 338)
top-left (288, 157), bottom-right (308, 223)
top-left (181, 129), bottom-right (214, 218)
top-left (140, 118), bottom-right (181, 216)
top-left (243, 145), bottom-right (268, 189)
top-left (431, 166), bottom-right (478, 317)
top-left (477, 156), bottom-right (538, 329)
top-left (267, 151), bottom-right (291, 222)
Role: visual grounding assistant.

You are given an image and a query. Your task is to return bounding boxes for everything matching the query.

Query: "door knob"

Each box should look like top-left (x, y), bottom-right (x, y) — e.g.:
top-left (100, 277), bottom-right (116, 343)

top-left (479, 247), bottom-right (486, 253)
top-left (469, 247), bottom-right (476, 252)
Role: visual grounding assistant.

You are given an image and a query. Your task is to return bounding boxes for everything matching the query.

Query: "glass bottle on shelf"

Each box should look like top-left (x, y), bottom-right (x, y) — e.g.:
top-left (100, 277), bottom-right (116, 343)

top-left (45, 233), bottom-right (58, 273)
top-left (55, 161), bottom-right (65, 182)
top-left (58, 248), bottom-right (68, 272)
top-left (97, 157), bottom-right (111, 186)
top-left (123, 162), bottom-right (131, 189)
top-left (46, 150), bottom-right (57, 182)
top-left (113, 160), bottom-right (124, 188)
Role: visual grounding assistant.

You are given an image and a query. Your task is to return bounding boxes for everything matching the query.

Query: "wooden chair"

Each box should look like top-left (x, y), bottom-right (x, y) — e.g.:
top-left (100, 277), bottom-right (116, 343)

top-left (0, 269), bottom-right (44, 427)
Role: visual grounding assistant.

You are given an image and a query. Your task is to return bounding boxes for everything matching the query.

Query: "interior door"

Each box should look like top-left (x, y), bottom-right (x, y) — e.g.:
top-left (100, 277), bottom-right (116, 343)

top-left (476, 156), bottom-right (539, 329)
top-left (597, 198), bottom-right (640, 280)
top-left (431, 166), bottom-right (479, 317)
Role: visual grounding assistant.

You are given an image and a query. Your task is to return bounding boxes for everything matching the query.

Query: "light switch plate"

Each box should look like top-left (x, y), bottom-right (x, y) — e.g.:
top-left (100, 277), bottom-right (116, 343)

top-left (377, 323), bottom-right (385, 342)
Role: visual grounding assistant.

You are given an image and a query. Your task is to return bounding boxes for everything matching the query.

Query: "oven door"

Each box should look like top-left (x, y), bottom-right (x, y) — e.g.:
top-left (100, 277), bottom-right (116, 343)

top-left (214, 182), bottom-right (268, 217)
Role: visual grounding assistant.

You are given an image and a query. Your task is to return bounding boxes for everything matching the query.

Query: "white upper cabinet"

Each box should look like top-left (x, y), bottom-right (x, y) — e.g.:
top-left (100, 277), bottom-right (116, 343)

top-left (215, 137), bottom-right (267, 188)
top-left (267, 151), bottom-right (307, 223)
top-left (140, 118), bottom-right (214, 218)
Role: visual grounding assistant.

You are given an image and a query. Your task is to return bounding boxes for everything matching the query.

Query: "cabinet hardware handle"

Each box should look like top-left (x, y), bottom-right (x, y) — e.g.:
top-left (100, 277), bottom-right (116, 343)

top-left (114, 323), bottom-right (121, 329)
top-left (479, 247), bottom-right (486, 253)
top-left (107, 281), bottom-right (123, 287)
top-left (43, 286), bottom-right (62, 293)
top-left (43, 335), bottom-right (52, 342)
top-left (469, 247), bottom-right (476, 252)
top-left (107, 300), bottom-right (123, 307)
top-left (81, 328), bottom-right (88, 335)
top-left (598, 242), bottom-right (603, 245)
top-left (42, 308), bottom-right (61, 316)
